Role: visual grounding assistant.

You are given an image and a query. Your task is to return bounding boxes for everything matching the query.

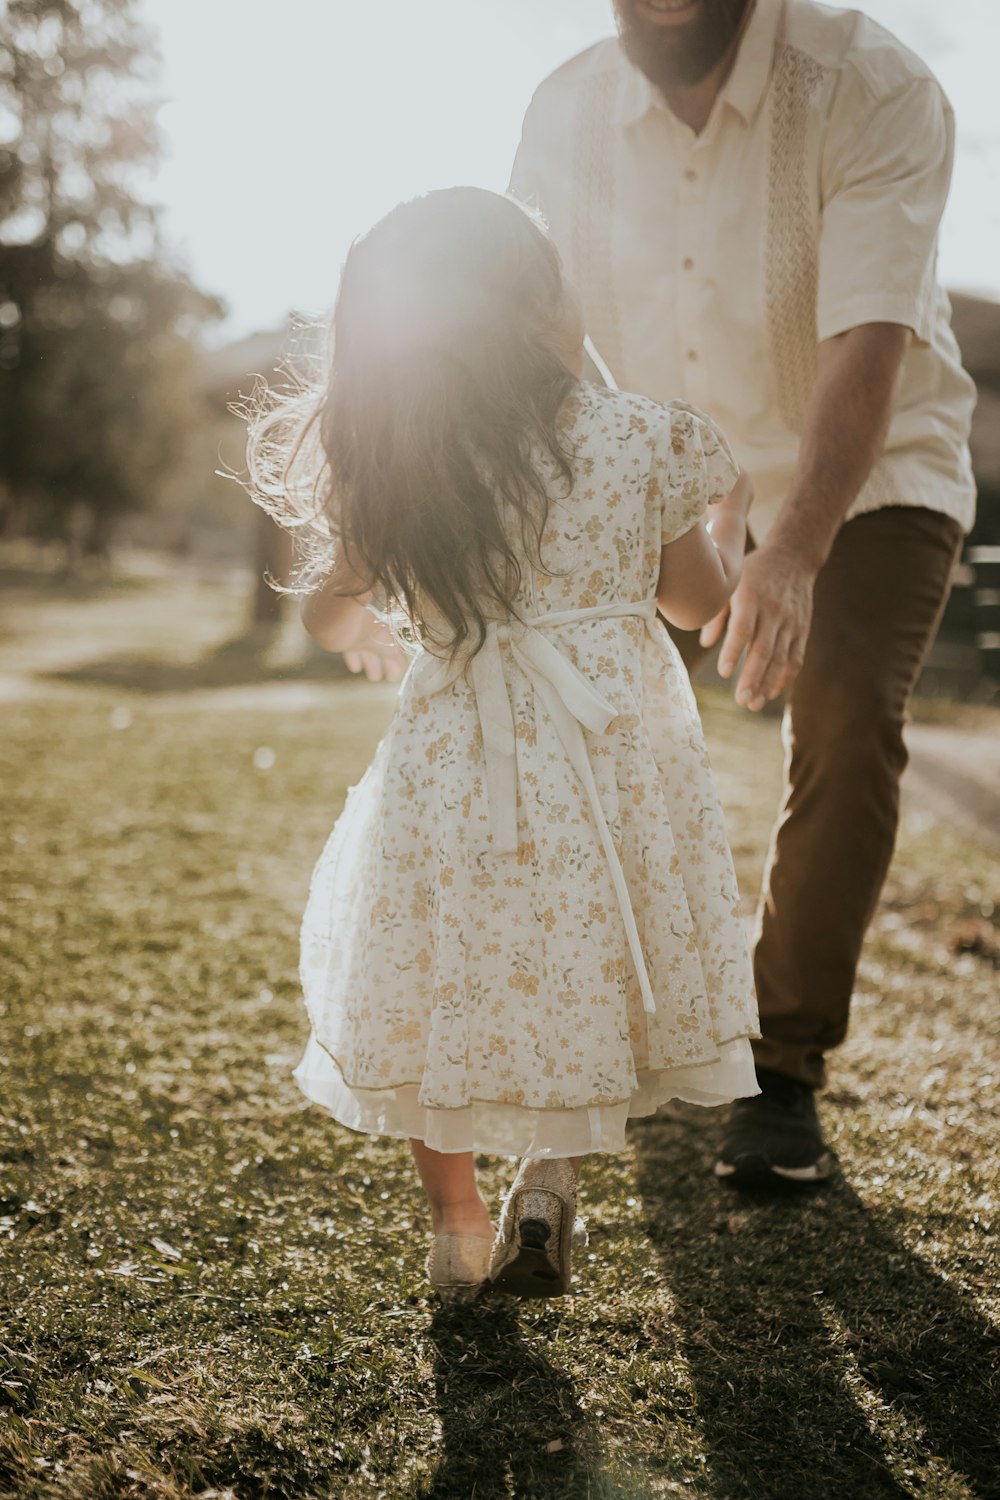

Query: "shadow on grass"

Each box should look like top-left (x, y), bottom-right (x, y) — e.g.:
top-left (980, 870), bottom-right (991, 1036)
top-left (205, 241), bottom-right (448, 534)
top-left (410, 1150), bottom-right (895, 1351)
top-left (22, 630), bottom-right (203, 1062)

top-left (419, 1298), bottom-right (616, 1500)
top-left (43, 626), bottom-right (351, 694)
top-left (631, 1118), bottom-right (1000, 1500)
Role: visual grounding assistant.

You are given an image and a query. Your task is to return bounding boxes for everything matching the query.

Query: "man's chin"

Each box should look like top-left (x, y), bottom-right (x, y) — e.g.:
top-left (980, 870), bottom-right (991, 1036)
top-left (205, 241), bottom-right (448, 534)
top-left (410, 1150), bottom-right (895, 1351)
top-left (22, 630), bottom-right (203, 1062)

top-left (615, 0), bottom-right (749, 90)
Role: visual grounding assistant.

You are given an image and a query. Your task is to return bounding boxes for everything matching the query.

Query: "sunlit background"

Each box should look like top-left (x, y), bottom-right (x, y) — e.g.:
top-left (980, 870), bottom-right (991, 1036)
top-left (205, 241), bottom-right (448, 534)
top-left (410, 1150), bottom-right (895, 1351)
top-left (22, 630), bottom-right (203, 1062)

top-left (4, 0), bottom-right (998, 640)
top-left (142, 0), bottom-right (1000, 340)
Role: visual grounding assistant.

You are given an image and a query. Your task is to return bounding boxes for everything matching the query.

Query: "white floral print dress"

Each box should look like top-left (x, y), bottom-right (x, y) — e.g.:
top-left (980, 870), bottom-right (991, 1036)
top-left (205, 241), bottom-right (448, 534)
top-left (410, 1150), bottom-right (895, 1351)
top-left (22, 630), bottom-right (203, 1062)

top-left (293, 383), bottom-right (760, 1157)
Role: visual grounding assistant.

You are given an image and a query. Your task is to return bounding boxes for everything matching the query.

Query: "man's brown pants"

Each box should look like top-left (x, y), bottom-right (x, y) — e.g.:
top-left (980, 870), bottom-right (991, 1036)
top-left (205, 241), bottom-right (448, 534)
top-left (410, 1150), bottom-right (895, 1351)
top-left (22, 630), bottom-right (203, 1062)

top-left (671, 505), bottom-right (964, 1089)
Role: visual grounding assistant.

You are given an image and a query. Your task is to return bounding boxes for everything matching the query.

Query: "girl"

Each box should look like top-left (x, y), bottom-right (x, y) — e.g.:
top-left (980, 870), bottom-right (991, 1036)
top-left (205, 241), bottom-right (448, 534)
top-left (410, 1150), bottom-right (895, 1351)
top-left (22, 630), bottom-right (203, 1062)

top-left (247, 186), bottom-right (758, 1305)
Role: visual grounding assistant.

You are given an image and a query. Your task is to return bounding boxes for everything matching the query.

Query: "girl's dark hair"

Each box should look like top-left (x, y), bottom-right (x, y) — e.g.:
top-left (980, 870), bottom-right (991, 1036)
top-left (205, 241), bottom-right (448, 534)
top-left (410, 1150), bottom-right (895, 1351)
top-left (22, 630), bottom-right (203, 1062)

top-left (246, 187), bottom-right (577, 656)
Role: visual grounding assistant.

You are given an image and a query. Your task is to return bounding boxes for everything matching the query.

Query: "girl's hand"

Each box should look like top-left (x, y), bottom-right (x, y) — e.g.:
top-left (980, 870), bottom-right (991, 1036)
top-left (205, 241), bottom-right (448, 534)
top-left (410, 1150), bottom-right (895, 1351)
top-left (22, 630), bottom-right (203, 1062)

top-left (697, 474), bottom-right (752, 653)
top-left (699, 601), bottom-right (730, 651)
top-left (303, 573), bottom-right (408, 681)
top-left (342, 620), bottom-right (409, 683)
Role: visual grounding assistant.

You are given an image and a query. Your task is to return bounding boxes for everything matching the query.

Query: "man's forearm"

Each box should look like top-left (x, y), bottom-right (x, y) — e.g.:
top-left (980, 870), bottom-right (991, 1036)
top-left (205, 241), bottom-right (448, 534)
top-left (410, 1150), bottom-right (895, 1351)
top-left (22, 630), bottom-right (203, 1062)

top-left (768, 322), bottom-right (909, 572)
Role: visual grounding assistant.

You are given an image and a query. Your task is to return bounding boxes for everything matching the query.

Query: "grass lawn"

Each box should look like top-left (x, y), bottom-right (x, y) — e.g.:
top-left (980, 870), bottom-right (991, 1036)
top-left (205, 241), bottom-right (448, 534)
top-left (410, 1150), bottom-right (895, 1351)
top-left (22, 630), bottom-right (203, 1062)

top-left (1, 553), bottom-right (998, 1499)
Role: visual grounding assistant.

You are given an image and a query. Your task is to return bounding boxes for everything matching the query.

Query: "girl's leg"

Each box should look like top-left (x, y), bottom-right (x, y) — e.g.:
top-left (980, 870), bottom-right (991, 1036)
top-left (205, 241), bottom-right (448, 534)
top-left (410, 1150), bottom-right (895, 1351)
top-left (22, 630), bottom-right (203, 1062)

top-left (409, 1140), bottom-right (493, 1238)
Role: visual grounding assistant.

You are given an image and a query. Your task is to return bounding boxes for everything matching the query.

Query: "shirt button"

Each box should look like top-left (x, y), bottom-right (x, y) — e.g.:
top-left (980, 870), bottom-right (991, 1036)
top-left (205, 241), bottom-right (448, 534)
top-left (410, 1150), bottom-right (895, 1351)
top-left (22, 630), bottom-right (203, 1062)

top-left (686, 348), bottom-right (699, 361)
top-left (682, 256), bottom-right (695, 270)
top-left (683, 167), bottom-right (697, 182)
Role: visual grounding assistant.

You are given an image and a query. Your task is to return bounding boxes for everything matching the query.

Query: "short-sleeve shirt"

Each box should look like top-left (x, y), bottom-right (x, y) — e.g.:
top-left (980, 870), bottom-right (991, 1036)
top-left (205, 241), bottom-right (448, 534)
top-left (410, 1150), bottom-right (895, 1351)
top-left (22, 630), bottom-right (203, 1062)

top-left (509, 0), bottom-right (977, 540)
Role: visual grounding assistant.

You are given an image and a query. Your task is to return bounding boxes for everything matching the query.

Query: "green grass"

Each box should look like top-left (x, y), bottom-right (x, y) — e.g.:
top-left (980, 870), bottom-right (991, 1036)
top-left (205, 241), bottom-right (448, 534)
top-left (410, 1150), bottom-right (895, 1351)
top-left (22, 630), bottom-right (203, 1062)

top-left (1, 556), bottom-right (998, 1499)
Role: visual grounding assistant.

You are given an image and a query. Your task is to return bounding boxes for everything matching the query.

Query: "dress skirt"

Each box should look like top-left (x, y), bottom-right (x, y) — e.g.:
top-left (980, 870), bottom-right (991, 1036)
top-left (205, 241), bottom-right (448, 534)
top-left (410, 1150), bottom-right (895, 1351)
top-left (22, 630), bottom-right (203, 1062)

top-left (291, 615), bottom-right (761, 1160)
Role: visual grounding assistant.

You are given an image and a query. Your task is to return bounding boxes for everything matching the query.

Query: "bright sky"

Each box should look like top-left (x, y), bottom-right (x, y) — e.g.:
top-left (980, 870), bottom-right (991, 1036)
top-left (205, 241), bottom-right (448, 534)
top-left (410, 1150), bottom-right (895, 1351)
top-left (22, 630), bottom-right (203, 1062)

top-left (141, 0), bottom-right (1000, 340)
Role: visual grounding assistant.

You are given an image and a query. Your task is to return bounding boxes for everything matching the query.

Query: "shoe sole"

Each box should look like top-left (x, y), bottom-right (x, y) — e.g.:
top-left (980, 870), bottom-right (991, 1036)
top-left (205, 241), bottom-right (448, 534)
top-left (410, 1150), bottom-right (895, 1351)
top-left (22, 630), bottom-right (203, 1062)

top-left (490, 1212), bottom-right (570, 1299)
top-left (714, 1152), bottom-right (834, 1188)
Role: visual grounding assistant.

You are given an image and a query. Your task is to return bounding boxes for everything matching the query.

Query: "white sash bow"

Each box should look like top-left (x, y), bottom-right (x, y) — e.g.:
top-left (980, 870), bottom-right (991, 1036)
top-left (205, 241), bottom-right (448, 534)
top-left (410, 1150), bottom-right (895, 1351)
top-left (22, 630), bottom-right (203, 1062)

top-left (413, 598), bottom-right (661, 1015)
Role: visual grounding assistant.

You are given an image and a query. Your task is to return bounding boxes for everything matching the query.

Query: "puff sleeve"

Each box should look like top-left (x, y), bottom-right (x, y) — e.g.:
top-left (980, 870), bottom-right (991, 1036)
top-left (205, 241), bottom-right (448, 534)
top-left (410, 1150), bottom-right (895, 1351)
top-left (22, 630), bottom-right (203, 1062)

top-left (651, 403), bottom-right (740, 544)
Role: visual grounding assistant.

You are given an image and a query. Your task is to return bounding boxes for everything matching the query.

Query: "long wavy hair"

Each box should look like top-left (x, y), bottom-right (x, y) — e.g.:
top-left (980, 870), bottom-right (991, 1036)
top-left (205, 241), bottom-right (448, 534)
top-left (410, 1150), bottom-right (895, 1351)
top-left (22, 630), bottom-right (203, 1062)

top-left (245, 187), bottom-right (579, 656)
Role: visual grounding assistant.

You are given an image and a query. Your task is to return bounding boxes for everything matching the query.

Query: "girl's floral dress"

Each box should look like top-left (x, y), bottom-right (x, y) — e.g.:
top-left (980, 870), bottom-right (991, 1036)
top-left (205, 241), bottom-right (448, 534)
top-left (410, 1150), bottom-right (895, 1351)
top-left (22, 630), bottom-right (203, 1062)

top-left (293, 382), bottom-right (760, 1157)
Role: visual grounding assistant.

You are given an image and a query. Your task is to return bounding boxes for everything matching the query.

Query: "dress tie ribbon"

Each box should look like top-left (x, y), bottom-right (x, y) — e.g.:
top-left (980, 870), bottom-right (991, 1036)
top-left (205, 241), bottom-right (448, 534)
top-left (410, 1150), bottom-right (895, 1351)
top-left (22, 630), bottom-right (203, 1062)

top-left (414, 598), bottom-right (661, 1015)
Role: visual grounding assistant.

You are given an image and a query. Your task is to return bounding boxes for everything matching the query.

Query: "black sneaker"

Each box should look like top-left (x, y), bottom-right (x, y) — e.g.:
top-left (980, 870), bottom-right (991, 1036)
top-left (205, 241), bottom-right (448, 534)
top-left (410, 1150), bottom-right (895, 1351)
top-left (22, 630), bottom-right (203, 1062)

top-left (715, 1068), bottom-right (834, 1187)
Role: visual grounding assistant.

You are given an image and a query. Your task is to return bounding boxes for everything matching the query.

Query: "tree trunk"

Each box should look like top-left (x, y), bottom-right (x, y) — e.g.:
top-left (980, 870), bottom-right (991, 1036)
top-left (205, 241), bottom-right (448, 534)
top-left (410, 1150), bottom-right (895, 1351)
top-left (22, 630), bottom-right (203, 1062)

top-left (251, 509), bottom-right (294, 625)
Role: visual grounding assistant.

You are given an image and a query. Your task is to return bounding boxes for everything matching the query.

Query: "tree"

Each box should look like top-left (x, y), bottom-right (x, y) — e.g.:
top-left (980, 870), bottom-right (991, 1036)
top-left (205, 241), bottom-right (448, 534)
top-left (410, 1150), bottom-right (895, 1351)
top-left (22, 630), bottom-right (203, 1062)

top-left (0, 0), bottom-right (223, 556)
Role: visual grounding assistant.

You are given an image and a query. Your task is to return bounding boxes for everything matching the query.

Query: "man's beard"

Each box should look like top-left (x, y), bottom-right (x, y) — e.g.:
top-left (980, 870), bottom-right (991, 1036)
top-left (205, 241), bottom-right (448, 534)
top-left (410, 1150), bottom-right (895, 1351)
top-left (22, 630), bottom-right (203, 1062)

top-left (614, 0), bottom-right (751, 91)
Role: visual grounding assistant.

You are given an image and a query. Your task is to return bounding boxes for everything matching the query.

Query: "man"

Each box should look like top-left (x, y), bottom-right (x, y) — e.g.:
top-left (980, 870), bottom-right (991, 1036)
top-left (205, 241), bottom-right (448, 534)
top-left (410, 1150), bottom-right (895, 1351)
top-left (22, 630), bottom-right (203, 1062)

top-left (508, 0), bottom-right (976, 1186)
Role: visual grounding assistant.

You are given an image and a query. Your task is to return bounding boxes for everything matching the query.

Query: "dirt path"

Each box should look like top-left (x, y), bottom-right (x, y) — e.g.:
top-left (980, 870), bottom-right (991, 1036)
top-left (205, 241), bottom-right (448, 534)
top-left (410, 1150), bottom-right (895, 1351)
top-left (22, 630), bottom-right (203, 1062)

top-left (903, 719), bottom-right (1000, 851)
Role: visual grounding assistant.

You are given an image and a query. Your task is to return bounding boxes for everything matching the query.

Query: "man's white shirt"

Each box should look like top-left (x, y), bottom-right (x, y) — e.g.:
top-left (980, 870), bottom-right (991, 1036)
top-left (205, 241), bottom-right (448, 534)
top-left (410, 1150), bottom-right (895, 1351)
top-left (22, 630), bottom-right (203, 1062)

top-left (509, 0), bottom-right (976, 539)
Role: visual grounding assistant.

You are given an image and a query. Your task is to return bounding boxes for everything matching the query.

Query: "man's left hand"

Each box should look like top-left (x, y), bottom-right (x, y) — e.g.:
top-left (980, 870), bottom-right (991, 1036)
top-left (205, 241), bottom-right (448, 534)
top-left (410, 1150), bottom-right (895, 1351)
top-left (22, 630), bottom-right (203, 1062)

top-left (701, 545), bottom-right (815, 711)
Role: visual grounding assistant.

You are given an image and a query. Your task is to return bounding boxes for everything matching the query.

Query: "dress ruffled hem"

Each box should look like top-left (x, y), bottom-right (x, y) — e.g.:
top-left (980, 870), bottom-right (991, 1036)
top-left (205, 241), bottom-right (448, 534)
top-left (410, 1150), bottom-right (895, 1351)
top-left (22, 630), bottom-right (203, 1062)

top-left (292, 1031), bottom-right (760, 1158)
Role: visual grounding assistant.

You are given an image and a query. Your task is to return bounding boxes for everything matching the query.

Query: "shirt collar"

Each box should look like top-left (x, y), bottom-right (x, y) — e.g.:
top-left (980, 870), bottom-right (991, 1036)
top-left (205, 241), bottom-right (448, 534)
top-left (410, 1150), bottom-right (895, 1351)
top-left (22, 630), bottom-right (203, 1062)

top-left (614, 0), bottom-right (784, 130)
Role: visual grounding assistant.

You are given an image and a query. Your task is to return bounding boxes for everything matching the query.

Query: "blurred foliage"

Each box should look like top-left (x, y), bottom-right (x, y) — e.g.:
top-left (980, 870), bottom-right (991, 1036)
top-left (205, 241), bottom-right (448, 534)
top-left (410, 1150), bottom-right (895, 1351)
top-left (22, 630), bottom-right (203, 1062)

top-left (0, 0), bottom-right (223, 559)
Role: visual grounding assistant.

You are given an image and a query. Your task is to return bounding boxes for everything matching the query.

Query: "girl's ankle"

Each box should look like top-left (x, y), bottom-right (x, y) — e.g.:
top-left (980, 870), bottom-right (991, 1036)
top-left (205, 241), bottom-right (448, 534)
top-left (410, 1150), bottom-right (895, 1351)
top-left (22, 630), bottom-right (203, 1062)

top-left (431, 1202), bottom-right (493, 1239)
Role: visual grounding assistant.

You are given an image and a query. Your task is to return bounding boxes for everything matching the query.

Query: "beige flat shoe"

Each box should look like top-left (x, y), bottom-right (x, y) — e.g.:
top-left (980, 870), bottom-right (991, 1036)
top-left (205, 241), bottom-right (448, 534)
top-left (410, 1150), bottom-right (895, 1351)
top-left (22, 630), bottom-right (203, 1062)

top-left (426, 1230), bottom-right (494, 1306)
top-left (489, 1158), bottom-right (588, 1299)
